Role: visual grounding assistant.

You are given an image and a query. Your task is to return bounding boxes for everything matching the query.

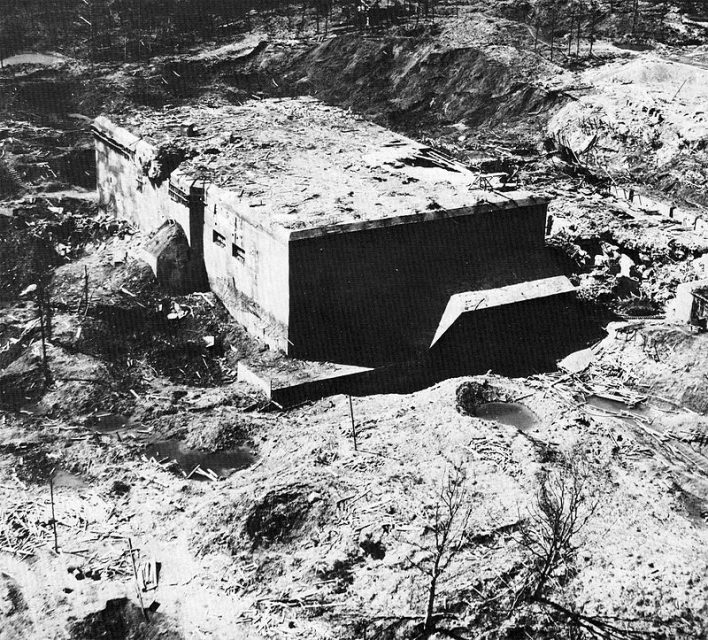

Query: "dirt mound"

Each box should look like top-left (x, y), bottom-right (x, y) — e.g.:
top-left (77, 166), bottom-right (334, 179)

top-left (194, 481), bottom-right (332, 556)
top-left (183, 413), bottom-right (251, 451)
top-left (49, 247), bottom-right (158, 313)
top-left (455, 379), bottom-right (511, 416)
top-left (245, 485), bottom-right (317, 548)
top-left (270, 33), bottom-right (561, 130)
top-left (548, 55), bottom-right (708, 206)
top-left (68, 597), bottom-right (182, 640)
top-left (0, 342), bottom-right (113, 412)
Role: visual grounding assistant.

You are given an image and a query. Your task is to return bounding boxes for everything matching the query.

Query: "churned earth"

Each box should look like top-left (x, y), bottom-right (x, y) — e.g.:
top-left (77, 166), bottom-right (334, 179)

top-left (4, 3), bottom-right (708, 639)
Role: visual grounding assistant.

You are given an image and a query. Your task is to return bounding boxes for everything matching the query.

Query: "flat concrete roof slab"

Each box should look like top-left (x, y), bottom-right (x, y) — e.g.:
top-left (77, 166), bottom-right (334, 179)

top-left (98, 97), bottom-right (547, 233)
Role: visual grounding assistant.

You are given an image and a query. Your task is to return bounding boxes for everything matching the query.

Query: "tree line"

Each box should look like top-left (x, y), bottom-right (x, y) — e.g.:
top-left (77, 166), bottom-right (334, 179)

top-left (0, 0), bottom-right (302, 61)
top-left (529, 0), bottom-right (673, 60)
top-left (0, 0), bottom-right (699, 64)
top-left (0, 0), bottom-right (455, 63)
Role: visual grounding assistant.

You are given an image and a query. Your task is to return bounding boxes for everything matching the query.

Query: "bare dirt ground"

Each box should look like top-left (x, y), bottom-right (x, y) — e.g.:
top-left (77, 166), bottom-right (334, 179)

top-left (4, 3), bottom-right (708, 639)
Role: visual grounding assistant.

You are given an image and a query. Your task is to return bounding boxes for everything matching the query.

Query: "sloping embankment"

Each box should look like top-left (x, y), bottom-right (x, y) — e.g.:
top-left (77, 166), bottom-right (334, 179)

top-left (548, 56), bottom-right (708, 207)
top-left (270, 33), bottom-right (565, 129)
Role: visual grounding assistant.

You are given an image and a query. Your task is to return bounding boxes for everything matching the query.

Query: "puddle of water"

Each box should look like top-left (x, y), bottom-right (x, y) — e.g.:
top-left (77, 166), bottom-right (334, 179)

top-left (0, 52), bottom-right (66, 67)
top-left (144, 440), bottom-right (254, 480)
top-left (476, 402), bottom-right (538, 431)
top-left (90, 414), bottom-right (133, 433)
top-left (19, 402), bottom-right (50, 416)
top-left (53, 469), bottom-right (88, 489)
top-left (584, 396), bottom-right (651, 427)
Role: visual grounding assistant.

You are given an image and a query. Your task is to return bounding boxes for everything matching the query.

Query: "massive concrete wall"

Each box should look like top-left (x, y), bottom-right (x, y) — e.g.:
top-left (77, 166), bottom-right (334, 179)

top-left (202, 185), bottom-right (290, 351)
top-left (95, 126), bottom-right (200, 236)
top-left (94, 118), bottom-right (290, 351)
top-left (95, 128), bottom-right (208, 291)
top-left (429, 292), bottom-right (603, 378)
top-left (95, 120), bottom-right (173, 232)
top-left (287, 202), bottom-right (563, 366)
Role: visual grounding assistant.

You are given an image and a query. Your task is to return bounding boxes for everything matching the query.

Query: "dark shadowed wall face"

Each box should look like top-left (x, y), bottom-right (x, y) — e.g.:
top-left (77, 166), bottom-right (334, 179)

top-left (287, 203), bottom-right (562, 366)
top-left (428, 294), bottom-right (607, 379)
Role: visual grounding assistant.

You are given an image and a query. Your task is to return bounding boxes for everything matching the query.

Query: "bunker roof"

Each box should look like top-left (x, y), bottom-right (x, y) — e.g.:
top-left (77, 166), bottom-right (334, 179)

top-left (98, 97), bottom-right (547, 232)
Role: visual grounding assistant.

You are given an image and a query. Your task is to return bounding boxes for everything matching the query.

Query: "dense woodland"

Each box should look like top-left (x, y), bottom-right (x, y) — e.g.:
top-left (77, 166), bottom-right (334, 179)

top-left (1, 0), bottom-right (707, 64)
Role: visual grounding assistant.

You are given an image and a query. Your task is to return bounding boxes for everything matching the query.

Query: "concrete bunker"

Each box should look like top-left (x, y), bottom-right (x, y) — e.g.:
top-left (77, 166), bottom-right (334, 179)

top-left (93, 97), bottom-right (589, 391)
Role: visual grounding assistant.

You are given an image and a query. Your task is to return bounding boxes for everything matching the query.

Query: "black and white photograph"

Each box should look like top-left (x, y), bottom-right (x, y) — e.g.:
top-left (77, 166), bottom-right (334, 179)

top-left (1, 1), bottom-right (708, 638)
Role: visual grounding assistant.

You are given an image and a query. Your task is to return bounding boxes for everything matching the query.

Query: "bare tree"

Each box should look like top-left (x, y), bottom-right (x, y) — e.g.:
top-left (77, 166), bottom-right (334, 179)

top-left (630, 0), bottom-right (640, 36)
top-left (576, 1), bottom-right (583, 55)
top-left (531, 0), bottom-right (562, 61)
top-left (20, 283), bottom-right (51, 387)
top-left (408, 462), bottom-right (474, 635)
top-left (513, 456), bottom-right (649, 639)
top-left (517, 457), bottom-right (599, 604)
top-left (587, 0), bottom-right (602, 56)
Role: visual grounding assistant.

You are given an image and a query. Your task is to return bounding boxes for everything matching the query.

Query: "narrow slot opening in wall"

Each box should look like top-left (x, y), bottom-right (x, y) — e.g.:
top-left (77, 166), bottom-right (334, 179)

top-left (212, 229), bottom-right (226, 248)
top-left (232, 242), bottom-right (245, 261)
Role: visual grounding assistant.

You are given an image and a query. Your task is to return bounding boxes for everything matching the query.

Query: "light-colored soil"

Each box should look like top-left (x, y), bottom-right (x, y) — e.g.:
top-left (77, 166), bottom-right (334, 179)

top-left (4, 5), bottom-right (708, 639)
top-left (3, 369), bottom-right (708, 639)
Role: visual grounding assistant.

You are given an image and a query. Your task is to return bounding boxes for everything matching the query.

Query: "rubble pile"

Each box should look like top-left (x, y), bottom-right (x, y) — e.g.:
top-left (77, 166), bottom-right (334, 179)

top-left (548, 55), bottom-right (708, 207)
top-left (589, 321), bottom-right (708, 414)
top-left (546, 178), bottom-right (708, 312)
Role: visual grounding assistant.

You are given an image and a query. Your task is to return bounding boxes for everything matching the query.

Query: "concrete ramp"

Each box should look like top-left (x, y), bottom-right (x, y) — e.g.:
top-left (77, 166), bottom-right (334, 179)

top-left (430, 276), bottom-right (577, 348)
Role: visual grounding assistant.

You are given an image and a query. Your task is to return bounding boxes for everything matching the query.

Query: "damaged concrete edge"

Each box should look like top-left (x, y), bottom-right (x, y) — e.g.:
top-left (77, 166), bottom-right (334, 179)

top-left (93, 117), bottom-right (284, 239)
top-left (92, 115), bottom-right (141, 158)
top-left (236, 359), bottom-right (374, 402)
top-left (430, 275), bottom-right (577, 348)
top-left (201, 182), bottom-right (293, 243)
top-left (283, 194), bottom-right (551, 240)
